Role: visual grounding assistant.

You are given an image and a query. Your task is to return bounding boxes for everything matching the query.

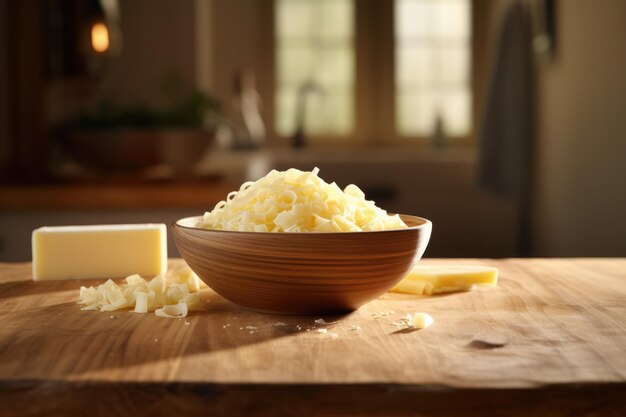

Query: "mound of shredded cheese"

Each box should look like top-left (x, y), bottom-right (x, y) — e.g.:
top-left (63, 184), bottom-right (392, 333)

top-left (200, 168), bottom-right (408, 232)
top-left (78, 267), bottom-right (206, 318)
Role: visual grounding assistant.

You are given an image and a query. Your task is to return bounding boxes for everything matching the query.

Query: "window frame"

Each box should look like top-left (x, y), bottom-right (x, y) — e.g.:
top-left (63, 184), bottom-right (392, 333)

top-left (266, 0), bottom-right (485, 147)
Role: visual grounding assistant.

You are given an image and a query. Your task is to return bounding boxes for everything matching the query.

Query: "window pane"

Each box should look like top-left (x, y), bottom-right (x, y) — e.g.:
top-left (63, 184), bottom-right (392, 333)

top-left (397, 46), bottom-right (436, 87)
top-left (277, 44), bottom-right (315, 86)
top-left (275, 0), bottom-right (354, 137)
top-left (398, 0), bottom-right (470, 40)
top-left (397, 92), bottom-right (437, 136)
top-left (434, 0), bottom-right (470, 38)
top-left (306, 93), bottom-right (353, 135)
top-left (395, 0), bottom-right (472, 138)
top-left (276, 1), bottom-right (315, 39)
top-left (433, 46), bottom-right (470, 85)
top-left (318, 0), bottom-right (353, 41)
top-left (396, 0), bottom-right (437, 39)
top-left (440, 88), bottom-right (471, 136)
top-left (276, 87), bottom-right (297, 135)
top-left (316, 45), bottom-right (354, 88)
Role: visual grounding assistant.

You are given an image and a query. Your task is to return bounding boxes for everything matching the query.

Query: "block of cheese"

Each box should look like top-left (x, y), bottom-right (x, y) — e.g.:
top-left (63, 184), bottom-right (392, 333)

top-left (32, 224), bottom-right (167, 281)
top-left (391, 265), bottom-right (498, 295)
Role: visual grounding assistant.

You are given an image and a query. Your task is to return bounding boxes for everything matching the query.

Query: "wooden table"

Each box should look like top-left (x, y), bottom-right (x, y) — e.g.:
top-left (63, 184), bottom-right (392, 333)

top-left (0, 259), bottom-right (625, 416)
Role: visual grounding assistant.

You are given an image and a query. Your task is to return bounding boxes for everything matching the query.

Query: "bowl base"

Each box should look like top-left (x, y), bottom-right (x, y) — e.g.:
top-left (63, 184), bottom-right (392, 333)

top-left (228, 300), bottom-right (357, 316)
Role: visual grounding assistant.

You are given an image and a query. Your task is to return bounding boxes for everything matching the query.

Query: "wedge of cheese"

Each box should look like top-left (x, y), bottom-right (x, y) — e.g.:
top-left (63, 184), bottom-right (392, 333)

top-left (391, 265), bottom-right (498, 295)
top-left (32, 224), bottom-right (167, 281)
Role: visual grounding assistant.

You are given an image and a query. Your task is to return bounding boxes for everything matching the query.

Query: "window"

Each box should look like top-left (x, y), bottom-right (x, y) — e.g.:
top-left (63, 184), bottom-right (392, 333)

top-left (273, 0), bottom-right (473, 143)
top-left (275, 0), bottom-right (355, 137)
top-left (395, 0), bottom-right (471, 138)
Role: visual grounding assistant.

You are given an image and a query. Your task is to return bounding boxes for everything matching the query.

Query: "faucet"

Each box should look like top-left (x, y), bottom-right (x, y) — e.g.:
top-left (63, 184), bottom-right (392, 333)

top-left (292, 80), bottom-right (322, 149)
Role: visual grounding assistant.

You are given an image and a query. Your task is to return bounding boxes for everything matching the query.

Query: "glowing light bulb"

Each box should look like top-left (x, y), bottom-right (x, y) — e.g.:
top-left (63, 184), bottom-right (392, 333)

top-left (91, 22), bottom-right (110, 53)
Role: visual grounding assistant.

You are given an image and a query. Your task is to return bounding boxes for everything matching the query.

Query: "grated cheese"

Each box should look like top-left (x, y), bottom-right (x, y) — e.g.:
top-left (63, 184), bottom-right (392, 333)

top-left (134, 292), bottom-right (148, 314)
top-left (199, 168), bottom-right (408, 232)
top-left (78, 267), bottom-right (205, 318)
top-left (155, 302), bottom-right (188, 318)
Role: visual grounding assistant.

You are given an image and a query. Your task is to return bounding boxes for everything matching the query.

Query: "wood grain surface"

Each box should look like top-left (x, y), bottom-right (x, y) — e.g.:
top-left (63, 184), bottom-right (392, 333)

top-left (0, 258), bottom-right (625, 416)
top-left (172, 215), bottom-right (431, 314)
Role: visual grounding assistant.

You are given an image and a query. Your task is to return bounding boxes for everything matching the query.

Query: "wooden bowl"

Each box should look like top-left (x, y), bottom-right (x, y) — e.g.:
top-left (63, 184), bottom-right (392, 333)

top-left (172, 215), bottom-right (431, 314)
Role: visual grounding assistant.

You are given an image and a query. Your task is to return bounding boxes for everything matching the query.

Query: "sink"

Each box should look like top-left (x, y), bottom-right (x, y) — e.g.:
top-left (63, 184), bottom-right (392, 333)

top-left (194, 147), bottom-right (519, 257)
top-left (252, 147), bottom-right (476, 213)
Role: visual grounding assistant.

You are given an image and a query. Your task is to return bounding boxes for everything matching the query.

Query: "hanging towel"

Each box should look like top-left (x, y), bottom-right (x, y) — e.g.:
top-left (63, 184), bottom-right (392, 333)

top-left (478, 0), bottom-right (533, 197)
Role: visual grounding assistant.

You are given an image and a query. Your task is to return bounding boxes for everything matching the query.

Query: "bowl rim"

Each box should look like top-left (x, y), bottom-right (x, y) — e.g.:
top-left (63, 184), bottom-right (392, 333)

top-left (172, 214), bottom-right (431, 235)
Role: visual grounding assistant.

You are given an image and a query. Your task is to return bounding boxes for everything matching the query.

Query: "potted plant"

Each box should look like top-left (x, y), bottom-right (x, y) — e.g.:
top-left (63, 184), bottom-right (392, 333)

top-left (58, 81), bottom-right (220, 174)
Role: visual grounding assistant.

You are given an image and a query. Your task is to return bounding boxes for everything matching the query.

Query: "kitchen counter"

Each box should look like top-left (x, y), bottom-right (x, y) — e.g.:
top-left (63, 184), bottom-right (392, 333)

top-left (0, 147), bottom-right (475, 210)
top-left (1, 258), bottom-right (625, 416)
top-left (0, 181), bottom-right (236, 209)
top-left (0, 181), bottom-right (237, 261)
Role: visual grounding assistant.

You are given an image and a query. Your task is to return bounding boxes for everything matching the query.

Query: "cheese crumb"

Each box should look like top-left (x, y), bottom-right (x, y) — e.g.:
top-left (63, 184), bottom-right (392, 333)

top-left (317, 328), bottom-right (328, 334)
top-left (314, 318), bottom-right (327, 325)
top-left (407, 312), bottom-right (434, 329)
top-left (371, 311), bottom-right (395, 319)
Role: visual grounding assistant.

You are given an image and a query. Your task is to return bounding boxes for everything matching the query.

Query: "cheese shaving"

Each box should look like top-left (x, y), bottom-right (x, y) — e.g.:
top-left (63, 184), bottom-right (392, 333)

top-left (199, 168), bottom-right (408, 232)
top-left (155, 302), bottom-right (188, 318)
top-left (134, 292), bottom-right (148, 314)
top-left (78, 267), bottom-right (205, 318)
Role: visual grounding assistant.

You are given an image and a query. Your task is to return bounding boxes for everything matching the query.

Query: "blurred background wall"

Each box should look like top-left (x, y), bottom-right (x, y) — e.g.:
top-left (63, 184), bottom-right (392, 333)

top-left (532, 0), bottom-right (626, 256)
top-left (47, 0), bottom-right (197, 126)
